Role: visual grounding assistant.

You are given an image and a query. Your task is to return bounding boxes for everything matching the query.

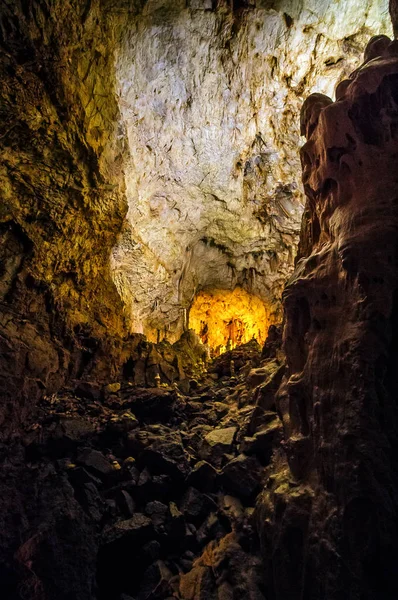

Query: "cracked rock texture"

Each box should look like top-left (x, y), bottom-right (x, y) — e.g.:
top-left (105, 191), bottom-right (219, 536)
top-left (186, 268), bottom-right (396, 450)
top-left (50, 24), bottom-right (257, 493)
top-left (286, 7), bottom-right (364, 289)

top-left (0, 0), bottom-right (129, 433)
top-left (112, 0), bottom-right (392, 339)
top-left (256, 29), bottom-right (398, 600)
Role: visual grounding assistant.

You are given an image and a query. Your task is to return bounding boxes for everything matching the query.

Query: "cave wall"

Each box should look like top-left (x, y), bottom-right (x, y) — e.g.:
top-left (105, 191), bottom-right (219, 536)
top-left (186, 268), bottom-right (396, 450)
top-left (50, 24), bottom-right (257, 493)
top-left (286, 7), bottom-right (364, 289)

top-left (391, 0), bottom-right (398, 35)
top-left (256, 26), bottom-right (398, 600)
top-left (112, 0), bottom-right (392, 340)
top-left (0, 0), bottom-right (129, 435)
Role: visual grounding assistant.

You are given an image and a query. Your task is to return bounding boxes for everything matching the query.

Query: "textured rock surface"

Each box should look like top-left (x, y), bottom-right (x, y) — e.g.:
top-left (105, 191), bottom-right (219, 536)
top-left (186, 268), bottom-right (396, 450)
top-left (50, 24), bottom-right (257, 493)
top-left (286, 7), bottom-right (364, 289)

top-left (0, 0), bottom-right (129, 434)
top-left (112, 0), bottom-right (392, 338)
top-left (391, 0), bottom-right (398, 35)
top-left (257, 34), bottom-right (398, 599)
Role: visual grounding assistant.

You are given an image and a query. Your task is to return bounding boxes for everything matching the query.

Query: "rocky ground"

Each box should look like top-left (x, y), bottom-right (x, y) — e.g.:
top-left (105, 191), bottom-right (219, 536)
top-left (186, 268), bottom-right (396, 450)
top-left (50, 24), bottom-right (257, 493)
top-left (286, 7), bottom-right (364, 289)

top-left (0, 334), bottom-right (285, 600)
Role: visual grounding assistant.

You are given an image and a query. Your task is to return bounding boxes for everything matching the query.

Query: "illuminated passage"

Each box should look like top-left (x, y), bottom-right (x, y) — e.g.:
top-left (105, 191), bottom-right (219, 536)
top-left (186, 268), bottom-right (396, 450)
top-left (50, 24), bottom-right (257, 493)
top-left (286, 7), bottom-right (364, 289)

top-left (189, 287), bottom-right (270, 354)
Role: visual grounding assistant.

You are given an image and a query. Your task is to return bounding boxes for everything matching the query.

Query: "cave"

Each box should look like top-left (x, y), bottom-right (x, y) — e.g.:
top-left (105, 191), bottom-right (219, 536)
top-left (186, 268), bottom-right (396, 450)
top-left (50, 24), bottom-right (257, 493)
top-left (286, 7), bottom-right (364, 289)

top-left (1, 1), bottom-right (398, 599)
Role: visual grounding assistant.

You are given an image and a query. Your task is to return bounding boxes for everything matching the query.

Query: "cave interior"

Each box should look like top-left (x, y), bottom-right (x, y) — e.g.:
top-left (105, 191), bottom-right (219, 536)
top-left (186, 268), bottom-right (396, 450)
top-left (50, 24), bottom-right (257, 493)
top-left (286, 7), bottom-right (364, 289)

top-left (1, 0), bottom-right (398, 599)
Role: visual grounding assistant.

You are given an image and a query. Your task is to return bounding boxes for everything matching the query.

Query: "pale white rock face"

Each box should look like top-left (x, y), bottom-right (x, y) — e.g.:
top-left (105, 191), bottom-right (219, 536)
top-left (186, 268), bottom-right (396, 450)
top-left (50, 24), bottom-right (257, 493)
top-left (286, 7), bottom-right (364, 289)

top-left (111, 0), bottom-right (391, 340)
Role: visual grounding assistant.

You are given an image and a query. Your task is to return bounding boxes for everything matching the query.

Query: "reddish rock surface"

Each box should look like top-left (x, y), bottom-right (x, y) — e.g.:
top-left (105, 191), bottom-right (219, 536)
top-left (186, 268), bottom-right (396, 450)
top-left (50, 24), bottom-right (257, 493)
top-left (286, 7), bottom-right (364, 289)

top-left (257, 34), bottom-right (398, 600)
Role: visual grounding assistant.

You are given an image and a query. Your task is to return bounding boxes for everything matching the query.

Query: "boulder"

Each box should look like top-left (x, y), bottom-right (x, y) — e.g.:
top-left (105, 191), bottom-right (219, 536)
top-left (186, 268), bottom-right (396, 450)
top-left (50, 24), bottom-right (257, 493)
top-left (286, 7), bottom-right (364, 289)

top-left (138, 433), bottom-right (191, 481)
top-left (136, 560), bottom-right (173, 600)
top-left (102, 513), bottom-right (153, 545)
top-left (50, 417), bottom-right (95, 453)
top-left (136, 468), bottom-right (173, 503)
top-left (220, 454), bottom-right (263, 499)
top-left (68, 466), bottom-right (102, 489)
top-left (199, 427), bottom-right (237, 467)
top-left (123, 388), bottom-right (175, 421)
top-left (77, 448), bottom-right (114, 479)
top-left (105, 411), bottom-right (139, 437)
top-left (179, 487), bottom-right (214, 524)
top-left (117, 490), bottom-right (136, 518)
top-left (145, 500), bottom-right (169, 533)
top-left (104, 382), bottom-right (121, 393)
top-left (187, 460), bottom-right (218, 492)
top-left (78, 482), bottom-right (106, 522)
top-left (196, 512), bottom-right (224, 547)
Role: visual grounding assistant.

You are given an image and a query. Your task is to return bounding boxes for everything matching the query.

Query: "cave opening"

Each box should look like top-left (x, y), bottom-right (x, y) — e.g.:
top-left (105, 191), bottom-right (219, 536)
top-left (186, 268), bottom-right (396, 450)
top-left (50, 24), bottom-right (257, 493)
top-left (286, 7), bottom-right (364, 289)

top-left (189, 286), bottom-right (271, 354)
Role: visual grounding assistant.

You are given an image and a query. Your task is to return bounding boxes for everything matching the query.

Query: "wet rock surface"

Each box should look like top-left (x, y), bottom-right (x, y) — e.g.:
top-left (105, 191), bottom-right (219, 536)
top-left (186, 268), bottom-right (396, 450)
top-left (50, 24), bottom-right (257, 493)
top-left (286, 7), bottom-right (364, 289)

top-left (0, 338), bottom-right (283, 599)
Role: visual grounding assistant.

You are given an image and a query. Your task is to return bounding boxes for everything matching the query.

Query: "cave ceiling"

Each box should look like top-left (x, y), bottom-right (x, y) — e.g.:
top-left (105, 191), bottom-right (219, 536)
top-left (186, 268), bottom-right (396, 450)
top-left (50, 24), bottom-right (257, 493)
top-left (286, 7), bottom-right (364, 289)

top-left (110, 0), bottom-right (391, 341)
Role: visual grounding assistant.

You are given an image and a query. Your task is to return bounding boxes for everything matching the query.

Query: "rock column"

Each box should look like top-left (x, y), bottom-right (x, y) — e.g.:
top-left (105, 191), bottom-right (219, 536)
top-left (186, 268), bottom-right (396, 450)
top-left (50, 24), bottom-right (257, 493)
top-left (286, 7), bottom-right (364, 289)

top-left (258, 36), bottom-right (398, 600)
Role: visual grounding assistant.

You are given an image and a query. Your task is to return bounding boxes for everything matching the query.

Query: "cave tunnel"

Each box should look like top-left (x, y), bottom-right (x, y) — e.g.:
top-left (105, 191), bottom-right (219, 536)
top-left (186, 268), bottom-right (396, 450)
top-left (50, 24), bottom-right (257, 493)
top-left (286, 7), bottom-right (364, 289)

top-left (1, 0), bottom-right (398, 599)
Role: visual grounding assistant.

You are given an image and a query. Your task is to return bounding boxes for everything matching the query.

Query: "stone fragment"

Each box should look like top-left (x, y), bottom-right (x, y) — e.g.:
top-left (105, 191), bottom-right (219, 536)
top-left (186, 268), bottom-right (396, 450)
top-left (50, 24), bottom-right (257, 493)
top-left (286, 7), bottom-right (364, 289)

top-left (138, 434), bottom-right (191, 481)
top-left (247, 366), bottom-right (272, 388)
top-left (221, 454), bottom-right (263, 499)
top-left (77, 448), bottom-right (114, 479)
top-left (124, 463), bottom-right (140, 485)
top-left (136, 468), bottom-right (172, 503)
top-left (102, 513), bottom-right (153, 545)
top-left (187, 460), bottom-right (218, 491)
top-left (106, 411), bottom-right (139, 436)
top-left (145, 500), bottom-right (169, 531)
top-left (79, 482), bottom-right (105, 522)
top-left (212, 401), bottom-right (229, 417)
top-left (136, 560), bottom-right (173, 600)
top-left (199, 427), bottom-right (237, 466)
top-left (104, 499), bottom-right (118, 519)
top-left (177, 378), bottom-right (190, 394)
top-left (123, 388), bottom-right (174, 420)
top-left (196, 512), bottom-right (223, 547)
top-left (248, 419), bottom-right (282, 461)
top-left (179, 487), bottom-right (208, 523)
top-left (67, 466), bottom-right (102, 489)
top-left (220, 495), bottom-right (244, 524)
top-left (117, 490), bottom-right (135, 517)
top-left (52, 417), bottom-right (95, 452)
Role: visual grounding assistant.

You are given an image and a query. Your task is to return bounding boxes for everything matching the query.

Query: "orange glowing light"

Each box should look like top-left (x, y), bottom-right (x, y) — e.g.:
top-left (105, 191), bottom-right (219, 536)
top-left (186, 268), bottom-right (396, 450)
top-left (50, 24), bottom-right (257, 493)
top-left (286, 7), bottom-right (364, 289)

top-left (189, 287), bottom-right (270, 354)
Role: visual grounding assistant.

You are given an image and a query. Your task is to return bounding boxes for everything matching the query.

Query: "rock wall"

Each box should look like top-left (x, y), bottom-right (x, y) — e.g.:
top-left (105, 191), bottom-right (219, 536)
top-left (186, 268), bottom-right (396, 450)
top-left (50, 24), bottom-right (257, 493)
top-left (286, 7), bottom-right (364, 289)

top-left (257, 31), bottom-right (398, 600)
top-left (0, 0), bottom-right (129, 434)
top-left (391, 0), bottom-right (398, 35)
top-left (112, 0), bottom-right (392, 339)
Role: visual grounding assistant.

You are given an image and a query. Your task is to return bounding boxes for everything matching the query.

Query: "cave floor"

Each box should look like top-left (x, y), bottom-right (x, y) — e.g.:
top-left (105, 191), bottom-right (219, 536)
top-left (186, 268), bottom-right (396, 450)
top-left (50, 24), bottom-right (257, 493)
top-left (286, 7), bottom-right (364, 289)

top-left (1, 341), bottom-right (284, 600)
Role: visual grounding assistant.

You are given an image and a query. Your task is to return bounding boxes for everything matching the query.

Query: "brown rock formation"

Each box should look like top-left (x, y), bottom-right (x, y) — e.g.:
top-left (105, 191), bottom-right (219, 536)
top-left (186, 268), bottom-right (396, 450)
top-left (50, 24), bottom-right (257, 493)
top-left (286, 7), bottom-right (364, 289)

top-left (257, 34), bottom-right (398, 599)
top-left (0, 0), bottom-right (128, 434)
top-left (391, 0), bottom-right (398, 35)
